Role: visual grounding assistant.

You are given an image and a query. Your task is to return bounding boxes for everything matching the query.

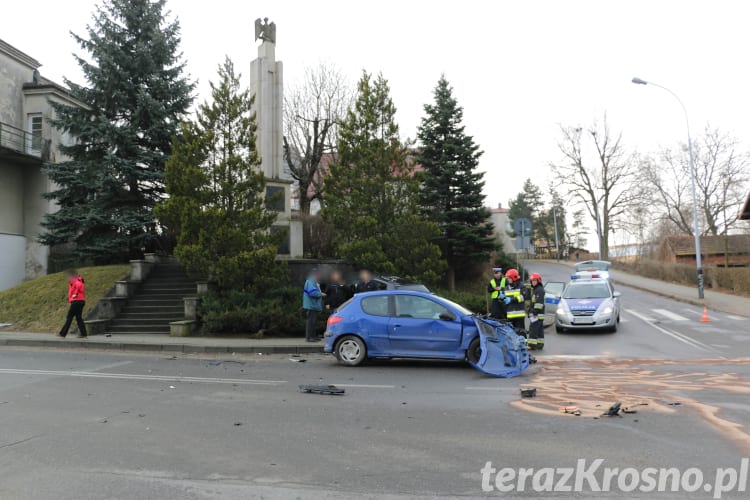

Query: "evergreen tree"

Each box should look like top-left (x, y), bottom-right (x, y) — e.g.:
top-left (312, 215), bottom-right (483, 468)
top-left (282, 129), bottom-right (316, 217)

top-left (508, 178), bottom-right (544, 239)
top-left (156, 58), bottom-right (280, 292)
top-left (324, 72), bottom-right (444, 284)
top-left (537, 186), bottom-right (568, 258)
top-left (417, 76), bottom-right (495, 290)
top-left (41, 0), bottom-right (194, 263)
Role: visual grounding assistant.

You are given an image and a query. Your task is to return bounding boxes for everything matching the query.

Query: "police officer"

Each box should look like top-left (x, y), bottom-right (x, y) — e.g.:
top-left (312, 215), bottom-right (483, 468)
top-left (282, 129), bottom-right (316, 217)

top-left (487, 268), bottom-right (506, 319)
top-left (527, 272), bottom-right (545, 350)
top-left (503, 269), bottom-right (526, 331)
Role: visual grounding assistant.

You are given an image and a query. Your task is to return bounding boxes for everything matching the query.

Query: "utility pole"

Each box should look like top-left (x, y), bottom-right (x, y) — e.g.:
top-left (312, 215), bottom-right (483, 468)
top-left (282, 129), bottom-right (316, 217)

top-left (553, 207), bottom-right (560, 261)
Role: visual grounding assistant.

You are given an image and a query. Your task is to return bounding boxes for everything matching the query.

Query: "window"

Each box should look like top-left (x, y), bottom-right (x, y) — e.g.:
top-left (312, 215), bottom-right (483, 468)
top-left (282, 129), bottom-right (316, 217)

top-left (26, 113), bottom-right (43, 155)
top-left (394, 295), bottom-right (451, 320)
top-left (361, 295), bottom-right (390, 317)
top-left (265, 186), bottom-right (285, 212)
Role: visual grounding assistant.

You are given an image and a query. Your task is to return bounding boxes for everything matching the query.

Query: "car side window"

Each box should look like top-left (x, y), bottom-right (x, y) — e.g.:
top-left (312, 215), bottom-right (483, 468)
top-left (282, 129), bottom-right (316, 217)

top-left (395, 295), bottom-right (450, 320)
top-left (361, 296), bottom-right (390, 317)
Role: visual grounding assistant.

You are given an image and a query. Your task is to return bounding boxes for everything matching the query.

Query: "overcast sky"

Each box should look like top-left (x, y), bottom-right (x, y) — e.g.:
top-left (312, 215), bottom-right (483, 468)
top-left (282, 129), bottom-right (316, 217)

top-left (3, 0), bottom-right (749, 242)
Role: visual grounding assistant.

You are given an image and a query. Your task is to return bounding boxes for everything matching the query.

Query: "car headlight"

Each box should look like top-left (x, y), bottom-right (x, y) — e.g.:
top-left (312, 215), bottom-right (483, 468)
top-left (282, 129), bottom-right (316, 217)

top-left (556, 308), bottom-right (566, 315)
top-left (602, 306), bottom-right (613, 314)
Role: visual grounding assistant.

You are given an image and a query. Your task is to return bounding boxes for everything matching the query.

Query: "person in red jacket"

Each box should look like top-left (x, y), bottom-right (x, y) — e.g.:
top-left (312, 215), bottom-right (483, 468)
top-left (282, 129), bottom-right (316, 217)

top-left (57, 270), bottom-right (87, 339)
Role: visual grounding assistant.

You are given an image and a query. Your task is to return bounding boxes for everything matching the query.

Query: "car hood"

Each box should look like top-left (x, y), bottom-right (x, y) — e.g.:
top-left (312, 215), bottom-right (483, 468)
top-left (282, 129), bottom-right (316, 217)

top-left (469, 318), bottom-right (531, 378)
top-left (565, 298), bottom-right (607, 311)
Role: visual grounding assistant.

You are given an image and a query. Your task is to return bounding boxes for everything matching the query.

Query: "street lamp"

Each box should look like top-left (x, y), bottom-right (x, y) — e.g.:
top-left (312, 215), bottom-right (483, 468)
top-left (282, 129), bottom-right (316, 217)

top-left (631, 77), bottom-right (705, 299)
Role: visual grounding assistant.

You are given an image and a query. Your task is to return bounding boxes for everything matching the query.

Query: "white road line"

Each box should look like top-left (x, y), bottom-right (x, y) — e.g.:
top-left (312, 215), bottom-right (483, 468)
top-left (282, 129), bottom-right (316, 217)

top-left (465, 387), bottom-right (518, 391)
top-left (91, 360), bottom-right (133, 372)
top-left (652, 309), bottom-right (689, 322)
top-left (0, 368), bottom-right (286, 386)
top-left (334, 384), bottom-right (395, 389)
top-left (728, 315), bottom-right (747, 321)
top-left (628, 310), bottom-right (717, 354)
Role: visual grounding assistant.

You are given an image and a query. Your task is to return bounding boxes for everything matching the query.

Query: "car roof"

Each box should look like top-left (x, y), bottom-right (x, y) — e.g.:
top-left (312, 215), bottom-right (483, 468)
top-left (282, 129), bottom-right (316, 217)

top-left (374, 275), bottom-right (422, 285)
top-left (355, 290), bottom-right (435, 297)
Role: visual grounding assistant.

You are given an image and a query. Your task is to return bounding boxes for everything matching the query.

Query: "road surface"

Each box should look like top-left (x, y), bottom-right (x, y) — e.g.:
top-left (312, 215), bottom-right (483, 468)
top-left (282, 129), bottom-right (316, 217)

top-left (1, 262), bottom-right (748, 499)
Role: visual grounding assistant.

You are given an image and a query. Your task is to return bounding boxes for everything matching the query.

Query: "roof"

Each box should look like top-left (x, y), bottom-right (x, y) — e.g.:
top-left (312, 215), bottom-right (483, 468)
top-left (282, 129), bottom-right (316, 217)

top-left (0, 38), bottom-right (41, 69)
top-left (740, 192), bottom-right (750, 220)
top-left (662, 235), bottom-right (750, 256)
top-left (490, 207), bottom-right (509, 214)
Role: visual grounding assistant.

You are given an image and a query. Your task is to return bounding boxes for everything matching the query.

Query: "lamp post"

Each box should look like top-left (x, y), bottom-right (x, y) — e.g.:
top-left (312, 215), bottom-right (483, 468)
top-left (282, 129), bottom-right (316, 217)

top-left (632, 77), bottom-right (704, 299)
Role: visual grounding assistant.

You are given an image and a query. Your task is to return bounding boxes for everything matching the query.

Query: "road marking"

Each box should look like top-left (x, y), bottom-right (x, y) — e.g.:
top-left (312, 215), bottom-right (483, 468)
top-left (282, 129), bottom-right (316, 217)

top-left (465, 386), bottom-right (518, 391)
top-left (0, 368), bottom-right (286, 386)
top-left (628, 310), bottom-right (720, 355)
top-left (728, 315), bottom-right (747, 321)
top-left (334, 383), bottom-right (395, 389)
top-left (91, 360), bottom-right (133, 372)
top-left (652, 309), bottom-right (689, 321)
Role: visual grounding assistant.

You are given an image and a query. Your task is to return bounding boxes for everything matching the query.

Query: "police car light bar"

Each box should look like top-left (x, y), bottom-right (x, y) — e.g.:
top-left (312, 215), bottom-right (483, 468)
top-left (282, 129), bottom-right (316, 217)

top-left (571, 273), bottom-right (601, 280)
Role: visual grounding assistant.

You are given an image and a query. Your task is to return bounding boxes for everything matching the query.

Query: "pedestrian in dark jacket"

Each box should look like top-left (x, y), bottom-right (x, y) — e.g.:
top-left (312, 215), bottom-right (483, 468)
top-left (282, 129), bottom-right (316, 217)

top-left (355, 270), bottom-right (378, 294)
top-left (326, 271), bottom-right (352, 311)
top-left (57, 270), bottom-right (87, 339)
top-left (302, 268), bottom-right (325, 342)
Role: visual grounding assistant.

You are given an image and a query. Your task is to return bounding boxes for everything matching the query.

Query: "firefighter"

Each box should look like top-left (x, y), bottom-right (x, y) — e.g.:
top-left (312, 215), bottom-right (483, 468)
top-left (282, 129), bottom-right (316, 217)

top-left (503, 268), bottom-right (526, 331)
top-left (487, 268), bottom-right (506, 319)
top-left (527, 272), bottom-right (545, 350)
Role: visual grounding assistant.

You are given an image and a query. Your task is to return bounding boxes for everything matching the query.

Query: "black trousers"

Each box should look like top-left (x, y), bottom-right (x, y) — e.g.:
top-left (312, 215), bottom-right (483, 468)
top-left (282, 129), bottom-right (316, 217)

top-left (490, 299), bottom-right (507, 320)
top-left (305, 310), bottom-right (319, 341)
top-left (60, 300), bottom-right (87, 337)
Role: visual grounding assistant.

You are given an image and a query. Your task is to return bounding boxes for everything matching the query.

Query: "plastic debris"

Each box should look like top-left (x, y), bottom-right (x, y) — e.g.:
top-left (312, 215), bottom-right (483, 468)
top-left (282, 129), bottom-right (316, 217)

top-left (520, 387), bottom-right (537, 398)
top-left (602, 402), bottom-right (622, 417)
top-left (169, 385), bottom-right (176, 389)
top-left (299, 384), bottom-right (345, 396)
top-left (559, 406), bottom-right (582, 416)
top-left (289, 358), bottom-right (307, 363)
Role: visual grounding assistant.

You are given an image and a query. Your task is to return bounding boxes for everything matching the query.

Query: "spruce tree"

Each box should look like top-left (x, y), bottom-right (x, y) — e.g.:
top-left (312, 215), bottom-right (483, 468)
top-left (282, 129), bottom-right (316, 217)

top-left (324, 72), bottom-right (444, 284)
top-left (508, 178), bottom-right (544, 238)
top-left (156, 58), bottom-right (280, 293)
top-left (41, 0), bottom-right (194, 263)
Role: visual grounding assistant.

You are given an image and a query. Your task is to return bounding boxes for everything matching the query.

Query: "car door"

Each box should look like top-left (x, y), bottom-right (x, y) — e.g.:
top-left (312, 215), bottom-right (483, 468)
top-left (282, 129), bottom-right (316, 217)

top-left (388, 294), bottom-right (462, 357)
top-left (544, 282), bottom-right (565, 321)
top-left (359, 295), bottom-right (393, 354)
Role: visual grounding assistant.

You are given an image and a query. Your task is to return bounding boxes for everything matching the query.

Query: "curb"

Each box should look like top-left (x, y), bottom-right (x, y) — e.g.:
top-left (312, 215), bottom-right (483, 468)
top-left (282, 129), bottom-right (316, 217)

top-left (0, 338), bottom-right (325, 355)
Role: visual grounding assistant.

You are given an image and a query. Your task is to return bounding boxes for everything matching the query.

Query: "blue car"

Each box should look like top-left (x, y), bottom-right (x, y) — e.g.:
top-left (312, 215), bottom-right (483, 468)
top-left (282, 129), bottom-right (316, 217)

top-left (324, 291), bottom-right (530, 377)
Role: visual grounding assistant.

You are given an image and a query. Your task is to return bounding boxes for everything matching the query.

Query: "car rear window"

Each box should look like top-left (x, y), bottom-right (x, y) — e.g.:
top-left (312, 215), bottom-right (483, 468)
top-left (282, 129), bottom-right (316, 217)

top-left (360, 295), bottom-right (390, 317)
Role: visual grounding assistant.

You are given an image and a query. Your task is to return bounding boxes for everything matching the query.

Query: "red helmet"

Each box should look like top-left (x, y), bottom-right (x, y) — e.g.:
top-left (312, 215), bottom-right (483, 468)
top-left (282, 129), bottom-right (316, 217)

top-left (530, 272), bottom-right (542, 283)
top-left (505, 269), bottom-right (520, 282)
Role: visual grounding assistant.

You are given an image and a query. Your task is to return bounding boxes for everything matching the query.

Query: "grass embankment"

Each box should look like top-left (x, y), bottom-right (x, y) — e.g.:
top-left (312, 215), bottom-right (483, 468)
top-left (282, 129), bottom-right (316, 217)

top-left (0, 265), bottom-right (130, 333)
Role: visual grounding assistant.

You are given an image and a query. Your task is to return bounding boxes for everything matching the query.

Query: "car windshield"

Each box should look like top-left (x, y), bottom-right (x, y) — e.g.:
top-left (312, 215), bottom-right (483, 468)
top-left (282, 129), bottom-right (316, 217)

top-left (564, 283), bottom-right (611, 299)
top-left (436, 297), bottom-right (473, 316)
top-left (576, 261), bottom-right (609, 272)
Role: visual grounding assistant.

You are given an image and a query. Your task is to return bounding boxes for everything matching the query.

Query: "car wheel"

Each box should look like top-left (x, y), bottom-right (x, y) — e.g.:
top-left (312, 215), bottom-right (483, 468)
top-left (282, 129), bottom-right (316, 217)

top-left (555, 325), bottom-right (564, 333)
top-left (466, 337), bottom-right (482, 364)
top-left (609, 322), bottom-right (618, 333)
top-left (335, 335), bottom-right (367, 366)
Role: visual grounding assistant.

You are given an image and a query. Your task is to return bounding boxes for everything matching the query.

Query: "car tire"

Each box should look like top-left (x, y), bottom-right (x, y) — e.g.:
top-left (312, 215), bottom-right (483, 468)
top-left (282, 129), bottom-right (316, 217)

top-left (466, 337), bottom-right (482, 364)
top-left (609, 322), bottom-right (618, 333)
top-left (335, 335), bottom-right (367, 366)
top-left (555, 325), bottom-right (564, 334)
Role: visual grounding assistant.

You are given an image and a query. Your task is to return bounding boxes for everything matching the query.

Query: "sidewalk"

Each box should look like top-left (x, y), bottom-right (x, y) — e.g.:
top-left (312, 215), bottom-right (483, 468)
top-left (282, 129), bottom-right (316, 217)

top-left (557, 260), bottom-right (750, 318)
top-left (0, 332), bottom-right (324, 355)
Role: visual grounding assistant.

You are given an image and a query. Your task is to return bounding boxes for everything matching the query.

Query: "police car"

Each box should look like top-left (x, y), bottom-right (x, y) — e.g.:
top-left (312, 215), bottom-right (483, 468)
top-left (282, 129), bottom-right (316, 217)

top-left (555, 272), bottom-right (621, 333)
top-left (574, 260), bottom-right (611, 281)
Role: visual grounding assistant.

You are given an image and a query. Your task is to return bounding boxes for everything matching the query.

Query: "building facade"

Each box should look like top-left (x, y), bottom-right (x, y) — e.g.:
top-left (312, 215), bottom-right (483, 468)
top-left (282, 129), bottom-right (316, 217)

top-left (488, 204), bottom-right (515, 255)
top-left (0, 39), bottom-right (81, 291)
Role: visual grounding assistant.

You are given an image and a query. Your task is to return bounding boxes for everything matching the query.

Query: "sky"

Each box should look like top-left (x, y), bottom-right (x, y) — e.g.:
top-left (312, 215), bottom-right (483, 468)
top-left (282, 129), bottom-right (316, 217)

top-left (3, 0), bottom-right (749, 245)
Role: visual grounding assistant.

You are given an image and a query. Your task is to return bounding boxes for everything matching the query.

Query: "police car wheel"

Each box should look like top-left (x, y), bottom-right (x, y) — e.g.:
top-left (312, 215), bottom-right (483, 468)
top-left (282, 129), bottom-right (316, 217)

top-left (555, 325), bottom-right (564, 333)
top-left (466, 337), bottom-right (481, 364)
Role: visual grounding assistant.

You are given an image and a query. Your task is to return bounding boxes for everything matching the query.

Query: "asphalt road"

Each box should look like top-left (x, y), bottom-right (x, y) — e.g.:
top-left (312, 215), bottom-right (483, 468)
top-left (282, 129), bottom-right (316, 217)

top-left (1, 262), bottom-right (749, 499)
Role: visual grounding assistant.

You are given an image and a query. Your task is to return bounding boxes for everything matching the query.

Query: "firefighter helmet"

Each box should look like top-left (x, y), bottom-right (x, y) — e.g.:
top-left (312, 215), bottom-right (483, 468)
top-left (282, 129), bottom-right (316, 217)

top-left (530, 272), bottom-right (542, 283)
top-left (505, 269), bottom-right (521, 282)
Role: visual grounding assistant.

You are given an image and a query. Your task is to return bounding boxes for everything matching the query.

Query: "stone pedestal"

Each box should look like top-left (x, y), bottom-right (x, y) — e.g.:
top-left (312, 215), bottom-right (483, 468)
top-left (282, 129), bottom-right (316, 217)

top-left (129, 260), bottom-right (152, 282)
top-left (183, 296), bottom-right (201, 321)
top-left (115, 281), bottom-right (134, 298)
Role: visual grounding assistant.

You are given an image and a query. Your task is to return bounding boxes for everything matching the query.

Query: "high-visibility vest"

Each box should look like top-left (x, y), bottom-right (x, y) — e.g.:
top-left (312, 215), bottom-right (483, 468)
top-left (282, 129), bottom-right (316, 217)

top-left (505, 289), bottom-right (525, 319)
top-left (489, 277), bottom-right (507, 299)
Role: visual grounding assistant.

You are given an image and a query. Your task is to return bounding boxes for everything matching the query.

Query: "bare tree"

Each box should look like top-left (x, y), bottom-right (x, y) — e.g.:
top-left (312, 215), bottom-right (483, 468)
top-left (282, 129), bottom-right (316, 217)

top-left (283, 63), bottom-right (351, 215)
top-left (551, 116), bottom-right (642, 261)
top-left (643, 126), bottom-right (750, 237)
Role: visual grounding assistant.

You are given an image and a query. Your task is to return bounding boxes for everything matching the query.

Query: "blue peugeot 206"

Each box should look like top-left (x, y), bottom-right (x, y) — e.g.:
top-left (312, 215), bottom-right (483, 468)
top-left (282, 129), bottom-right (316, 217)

top-left (323, 290), bottom-right (530, 378)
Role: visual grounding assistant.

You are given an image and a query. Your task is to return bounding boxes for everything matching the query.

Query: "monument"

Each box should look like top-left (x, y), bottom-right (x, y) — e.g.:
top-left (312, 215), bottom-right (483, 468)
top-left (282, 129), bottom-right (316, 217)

top-left (250, 17), bottom-right (303, 257)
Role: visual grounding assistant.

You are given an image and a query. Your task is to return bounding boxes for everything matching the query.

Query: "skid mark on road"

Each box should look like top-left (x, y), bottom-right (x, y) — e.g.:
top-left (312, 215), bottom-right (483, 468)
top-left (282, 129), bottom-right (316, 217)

top-left (511, 357), bottom-right (750, 452)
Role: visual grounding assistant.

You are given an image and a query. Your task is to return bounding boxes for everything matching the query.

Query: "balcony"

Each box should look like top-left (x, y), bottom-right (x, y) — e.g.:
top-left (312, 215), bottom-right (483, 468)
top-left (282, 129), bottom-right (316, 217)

top-left (0, 121), bottom-right (50, 161)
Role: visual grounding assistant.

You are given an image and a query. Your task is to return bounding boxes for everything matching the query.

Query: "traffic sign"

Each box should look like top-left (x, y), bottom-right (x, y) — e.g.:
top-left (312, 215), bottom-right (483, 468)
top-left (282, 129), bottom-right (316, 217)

top-left (513, 217), bottom-right (532, 235)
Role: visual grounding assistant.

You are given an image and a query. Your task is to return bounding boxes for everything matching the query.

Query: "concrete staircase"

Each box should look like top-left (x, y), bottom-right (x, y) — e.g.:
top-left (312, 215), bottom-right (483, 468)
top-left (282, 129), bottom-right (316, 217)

top-left (105, 258), bottom-right (194, 335)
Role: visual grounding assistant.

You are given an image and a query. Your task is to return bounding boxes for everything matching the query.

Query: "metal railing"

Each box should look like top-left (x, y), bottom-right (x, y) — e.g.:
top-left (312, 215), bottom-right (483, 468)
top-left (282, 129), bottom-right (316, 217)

top-left (0, 121), bottom-right (49, 159)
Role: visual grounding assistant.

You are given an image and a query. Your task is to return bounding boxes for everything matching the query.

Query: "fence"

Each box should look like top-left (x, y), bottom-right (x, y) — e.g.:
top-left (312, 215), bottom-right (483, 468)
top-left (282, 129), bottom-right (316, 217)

top-left (0, 121), bottom-right (48, 159)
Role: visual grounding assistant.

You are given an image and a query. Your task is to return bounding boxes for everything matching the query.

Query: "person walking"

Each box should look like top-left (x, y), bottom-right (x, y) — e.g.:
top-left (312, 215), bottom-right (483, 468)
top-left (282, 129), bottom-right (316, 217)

top-left (57, 269), bottom-right (88, 339)
top-left (526, 273), bottom-right (546, 350)
top-left (326, 271), bottom-right (353, 311)
top-left (302, 268), bottom-right (325, 342)
top-left (487, 268), bottom-right (506, 319)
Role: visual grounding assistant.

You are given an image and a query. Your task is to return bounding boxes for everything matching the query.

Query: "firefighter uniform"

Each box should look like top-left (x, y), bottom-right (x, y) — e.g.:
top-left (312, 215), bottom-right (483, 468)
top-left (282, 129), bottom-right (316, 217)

top-left (504, 280), bottom-right (526, 331)
top-left (527, 275), bottom-right (545, 350)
